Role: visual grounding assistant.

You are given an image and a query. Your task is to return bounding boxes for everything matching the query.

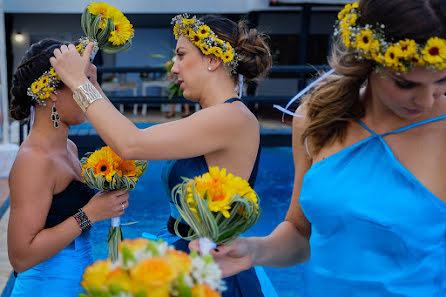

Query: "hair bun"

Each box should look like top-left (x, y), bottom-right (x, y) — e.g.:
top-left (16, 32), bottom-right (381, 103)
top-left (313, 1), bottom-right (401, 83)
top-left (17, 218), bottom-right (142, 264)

top-left (235, 21), bottom-right (272, 80)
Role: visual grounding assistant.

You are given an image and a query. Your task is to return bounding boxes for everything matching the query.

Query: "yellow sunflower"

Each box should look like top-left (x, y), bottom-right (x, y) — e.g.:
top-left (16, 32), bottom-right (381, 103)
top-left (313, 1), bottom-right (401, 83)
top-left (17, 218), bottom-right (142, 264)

top-left (356, 29), bottom-right (379, 52)
top-left (384, 44), bottom-right (404, 68)
top-left (337, 2), bottom-right (358, 20)
top-left (199, 43), bottom-right (211, 55)
top-left (209, 46), bottom-right (223, 58)
top-left (421, 37), bottom-right (446, 65)
top-left (182, 18), bottom-right (196, 26)
top-left (38, 92), bottom-right (51, 100)
top-left (173, 24), bottom-right (182, 39)
top-left (188, 30), bottom-right (202, 46)
top-left (398, 39), bottom-right (417, 59)
top-left (31, 81), bottom-right (40, 94)
top-left (341, 29), bottom-right (354, 48)
top-left (192, 167), bottom-right (257, 218)
top-left (39, 75), bottom-right (50, 88)
top-left (75, 44), bottom-right (83, 53)
top-left (108, 14), bottom-right (134, 46)
top-left (197, 25), bottom-right (211, 39)
top-left (212, 36), bottom-right (224, 45)
top-left (340, 13), bottom-right (357, 30)
top-left (87, 2), bottom-right (112, 29)
top-left (83, 146), bottom-right (120, 182)
top-left (221, 51), bottom-right (234, 63)
top-left (49, 67), bottom-right (59, 78)
top-left (117, 160), bottom-right (138, 177)
top-left (410, 54), bottom-right (426, 67)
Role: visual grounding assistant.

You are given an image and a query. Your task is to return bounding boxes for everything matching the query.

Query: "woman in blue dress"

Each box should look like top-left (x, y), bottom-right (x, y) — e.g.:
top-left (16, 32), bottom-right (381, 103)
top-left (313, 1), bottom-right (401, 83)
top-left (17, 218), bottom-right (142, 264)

top-left (50, 14), bottom-right (278, 297)
top-left (7, 39), bottom-right (130, 297)
top-left (188, 1), bottom-right (446, 296)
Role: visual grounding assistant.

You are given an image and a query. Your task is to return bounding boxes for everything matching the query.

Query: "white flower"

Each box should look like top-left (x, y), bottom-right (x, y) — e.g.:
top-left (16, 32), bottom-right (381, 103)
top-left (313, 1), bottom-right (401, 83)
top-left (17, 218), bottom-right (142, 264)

top-left (190, 255), bottom-right (226, 292)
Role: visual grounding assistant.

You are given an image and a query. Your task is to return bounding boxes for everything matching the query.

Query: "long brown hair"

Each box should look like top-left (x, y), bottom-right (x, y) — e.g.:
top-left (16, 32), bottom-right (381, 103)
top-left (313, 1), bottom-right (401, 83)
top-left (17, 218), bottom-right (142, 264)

top-left (301, 0), bottom-right (446, 155)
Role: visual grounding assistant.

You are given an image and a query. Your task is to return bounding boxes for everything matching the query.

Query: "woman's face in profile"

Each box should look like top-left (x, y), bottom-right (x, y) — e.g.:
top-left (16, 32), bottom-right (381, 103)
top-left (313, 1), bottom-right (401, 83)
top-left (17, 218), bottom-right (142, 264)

top-left (369, 66), bottom-right (446, 120)
top-left (171, 36), bottom-right (209, 102)
top-left (54, 86), bottom-right (86, 126)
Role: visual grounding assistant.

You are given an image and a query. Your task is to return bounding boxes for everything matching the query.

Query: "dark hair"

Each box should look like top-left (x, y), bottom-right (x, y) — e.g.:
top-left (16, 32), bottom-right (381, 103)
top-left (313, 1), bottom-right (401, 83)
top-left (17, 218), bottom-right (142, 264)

top-left (199, 15), bottom-right (272, 81)
top-left (302, 0), bottom-right (446, 154)
top-left (10, 39), bottom-right (67, 121)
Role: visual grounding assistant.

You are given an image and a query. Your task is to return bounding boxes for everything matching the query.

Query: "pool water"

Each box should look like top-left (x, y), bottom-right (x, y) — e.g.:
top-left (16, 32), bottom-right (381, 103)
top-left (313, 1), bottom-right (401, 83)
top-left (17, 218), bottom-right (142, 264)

top-left (90, 147), bottom-right (303, 297)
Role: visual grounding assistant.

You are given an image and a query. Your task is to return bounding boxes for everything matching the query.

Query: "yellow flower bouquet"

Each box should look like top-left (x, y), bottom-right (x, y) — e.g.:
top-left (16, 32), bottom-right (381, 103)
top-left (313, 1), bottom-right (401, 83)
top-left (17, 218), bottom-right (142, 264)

top-left (171, 167), bottom-right (261, 253)
top-left (79, 238), bottom-right (225, 297)
top-left (80, 2), bottom-right (134, 56)
top-left (81, 146), bottom-right (148, 262)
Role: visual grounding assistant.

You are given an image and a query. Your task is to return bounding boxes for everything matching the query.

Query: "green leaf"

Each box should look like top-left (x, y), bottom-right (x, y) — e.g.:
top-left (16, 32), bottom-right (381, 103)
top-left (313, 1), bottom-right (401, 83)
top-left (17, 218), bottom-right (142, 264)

top-left (176, 273), bottom-right (192, 297)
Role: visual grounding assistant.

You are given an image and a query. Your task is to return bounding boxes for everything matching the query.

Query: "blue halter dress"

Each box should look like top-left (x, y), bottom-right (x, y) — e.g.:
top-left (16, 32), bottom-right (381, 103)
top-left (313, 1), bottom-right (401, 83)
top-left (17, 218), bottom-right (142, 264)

top-left (299, 115), bottom-right (446, 297)
top-left (155, 98), bottom-right (277, 297)
top-left (10, 180), bottom-right (94, 297)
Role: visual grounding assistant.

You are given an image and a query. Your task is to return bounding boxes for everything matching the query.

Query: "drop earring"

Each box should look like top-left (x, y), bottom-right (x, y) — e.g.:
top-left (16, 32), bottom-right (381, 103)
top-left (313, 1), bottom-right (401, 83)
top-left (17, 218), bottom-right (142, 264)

top-left (51, 103), bottom-right (60, 128)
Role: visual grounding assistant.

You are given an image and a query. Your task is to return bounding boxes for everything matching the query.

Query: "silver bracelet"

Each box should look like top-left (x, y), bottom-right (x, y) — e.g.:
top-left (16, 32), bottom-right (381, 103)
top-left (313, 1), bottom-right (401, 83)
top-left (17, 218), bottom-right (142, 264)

top-left (72, 81), bottom-right (103, 112)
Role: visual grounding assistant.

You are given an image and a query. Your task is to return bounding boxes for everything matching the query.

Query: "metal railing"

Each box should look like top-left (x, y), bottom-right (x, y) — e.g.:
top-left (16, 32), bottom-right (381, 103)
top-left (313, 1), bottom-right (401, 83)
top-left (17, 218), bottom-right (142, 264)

top-left (97, 64), bottom-right (331, 106)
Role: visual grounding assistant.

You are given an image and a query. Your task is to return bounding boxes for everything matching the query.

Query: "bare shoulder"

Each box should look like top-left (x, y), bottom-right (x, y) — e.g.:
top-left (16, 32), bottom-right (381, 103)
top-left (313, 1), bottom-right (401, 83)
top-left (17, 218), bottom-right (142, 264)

top-left (196, 101), bottom-right (259, 131)
top-left (292, 103), bottom-right (309, 133)
top-left (9, 144), bottom-right (55, 190)
top-left (291, 103), bottom-right (311, 153)
top-left (67, 139), bottom-right (79, 158)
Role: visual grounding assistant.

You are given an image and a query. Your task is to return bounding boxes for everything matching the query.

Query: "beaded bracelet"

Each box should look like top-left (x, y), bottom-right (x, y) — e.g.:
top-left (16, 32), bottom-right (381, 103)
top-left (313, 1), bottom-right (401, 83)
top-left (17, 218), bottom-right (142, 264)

top-left (73, 208), bottom-right (91, 232)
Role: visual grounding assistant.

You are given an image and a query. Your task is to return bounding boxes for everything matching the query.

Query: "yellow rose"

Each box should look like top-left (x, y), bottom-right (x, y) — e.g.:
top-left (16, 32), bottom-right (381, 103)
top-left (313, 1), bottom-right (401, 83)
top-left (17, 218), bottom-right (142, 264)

top-left (81, 260), bottom-right (111, 292)
top-left (191, 284), bottom-right (221, 297)
top-left (165, 250), bottom-right (192, 274)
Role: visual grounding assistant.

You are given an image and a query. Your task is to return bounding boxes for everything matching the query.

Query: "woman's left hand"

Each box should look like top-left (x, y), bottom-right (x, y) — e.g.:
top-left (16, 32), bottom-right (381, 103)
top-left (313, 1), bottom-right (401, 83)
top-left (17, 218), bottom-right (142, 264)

top-left (50, 42), bottom-right (94, 91)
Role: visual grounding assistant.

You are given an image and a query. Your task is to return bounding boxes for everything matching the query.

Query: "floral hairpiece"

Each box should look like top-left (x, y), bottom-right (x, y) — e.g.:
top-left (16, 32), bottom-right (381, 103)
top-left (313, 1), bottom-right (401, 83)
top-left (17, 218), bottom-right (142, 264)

top-left (334, 1), bottom-right (446, 73)
top-left (171, 14), bottom-right (240, 74)
top-left (26, 44), bottom-right (85, 105)
top-left (27, 2), bottom-right (134, 105)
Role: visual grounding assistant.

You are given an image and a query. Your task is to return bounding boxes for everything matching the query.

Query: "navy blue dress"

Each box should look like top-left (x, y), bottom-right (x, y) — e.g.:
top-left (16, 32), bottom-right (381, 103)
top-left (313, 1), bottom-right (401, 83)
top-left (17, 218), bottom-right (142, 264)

top-left (156, 98), bottom-right (277, 297)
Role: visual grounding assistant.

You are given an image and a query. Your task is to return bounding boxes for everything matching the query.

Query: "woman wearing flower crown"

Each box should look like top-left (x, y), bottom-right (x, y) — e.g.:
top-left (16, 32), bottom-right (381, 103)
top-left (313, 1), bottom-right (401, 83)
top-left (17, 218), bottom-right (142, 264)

top-left (50, 14), bottom-right (277, 297)
top-left (7, 39), bottom-right (130, 297)
top-left (188, 1), bottom-right (446, 296)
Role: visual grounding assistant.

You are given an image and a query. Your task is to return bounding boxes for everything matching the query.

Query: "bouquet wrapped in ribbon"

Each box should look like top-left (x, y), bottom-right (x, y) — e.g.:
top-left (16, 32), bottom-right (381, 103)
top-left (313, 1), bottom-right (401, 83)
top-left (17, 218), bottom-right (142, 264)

top-left (79, 238), bottom-right (225, 297)
top-left (172, 167), bottom-right (261, 254)
top-left (80, 2), bottom-right (134, 54)
top-left (165, 55), bottom-right (184, 99)
top-left (81, 146), bottom-right (148, 262)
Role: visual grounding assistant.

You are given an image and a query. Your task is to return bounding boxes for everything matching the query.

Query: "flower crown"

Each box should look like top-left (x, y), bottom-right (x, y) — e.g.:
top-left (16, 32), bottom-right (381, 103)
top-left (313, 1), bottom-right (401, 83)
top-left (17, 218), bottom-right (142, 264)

top-left (334, 1), bottom-right (446, 73)
top-left (171, 14), bottom-right (240, 74)
top-left (26, 42), bottom-right (88, 105)
top-left (28, 2), bottom-right (134, 105)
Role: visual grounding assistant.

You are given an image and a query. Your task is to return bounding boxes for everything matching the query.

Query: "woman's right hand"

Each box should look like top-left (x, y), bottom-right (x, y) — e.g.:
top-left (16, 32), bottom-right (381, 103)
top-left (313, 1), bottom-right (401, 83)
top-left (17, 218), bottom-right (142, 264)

top-left (189, 237), bottom-right (253, 278)
top-left (82, 190), bottom-right (130, 223)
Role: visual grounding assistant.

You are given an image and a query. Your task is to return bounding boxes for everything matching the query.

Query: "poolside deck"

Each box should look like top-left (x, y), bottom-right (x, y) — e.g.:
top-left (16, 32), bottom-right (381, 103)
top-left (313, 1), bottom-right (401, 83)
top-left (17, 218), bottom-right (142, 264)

top-left (0, 108), bottom-right (293, 295)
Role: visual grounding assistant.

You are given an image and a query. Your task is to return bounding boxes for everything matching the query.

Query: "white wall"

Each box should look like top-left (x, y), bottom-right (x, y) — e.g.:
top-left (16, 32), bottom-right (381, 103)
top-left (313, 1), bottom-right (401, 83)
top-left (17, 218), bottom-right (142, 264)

top-left (4, 0), bottom-right (353, 13)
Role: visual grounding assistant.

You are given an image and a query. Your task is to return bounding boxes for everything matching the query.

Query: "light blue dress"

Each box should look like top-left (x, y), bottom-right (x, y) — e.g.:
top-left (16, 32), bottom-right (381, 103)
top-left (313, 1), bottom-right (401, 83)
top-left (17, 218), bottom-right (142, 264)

top-left (299, 115), bottom-right (446, 297)
top-left (10, 181), bottom-right (94, 297)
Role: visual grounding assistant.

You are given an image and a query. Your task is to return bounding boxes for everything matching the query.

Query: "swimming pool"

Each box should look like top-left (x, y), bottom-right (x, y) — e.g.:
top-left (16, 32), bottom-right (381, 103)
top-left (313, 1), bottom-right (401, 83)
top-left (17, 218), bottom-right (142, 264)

top-left (90, 146), bottom-right (303, 297)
